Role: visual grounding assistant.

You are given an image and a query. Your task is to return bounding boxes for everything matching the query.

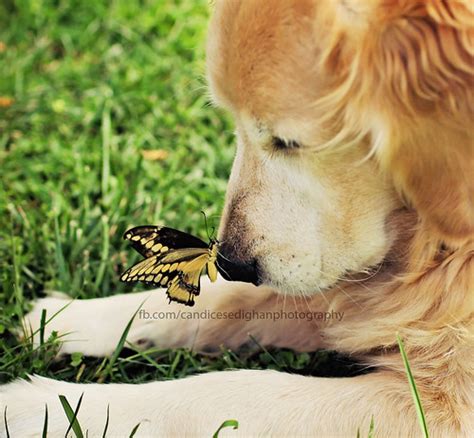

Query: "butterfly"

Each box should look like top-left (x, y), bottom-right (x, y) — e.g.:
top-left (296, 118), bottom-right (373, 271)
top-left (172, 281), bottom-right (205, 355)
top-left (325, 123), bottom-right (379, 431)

top-left (120, 226), bottom-right (220, 306)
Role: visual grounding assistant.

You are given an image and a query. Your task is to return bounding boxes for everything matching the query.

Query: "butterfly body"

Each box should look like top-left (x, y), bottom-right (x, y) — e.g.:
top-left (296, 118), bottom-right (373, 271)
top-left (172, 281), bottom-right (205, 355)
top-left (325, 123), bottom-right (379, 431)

top-left (120, 226), bottom-right (219, 306)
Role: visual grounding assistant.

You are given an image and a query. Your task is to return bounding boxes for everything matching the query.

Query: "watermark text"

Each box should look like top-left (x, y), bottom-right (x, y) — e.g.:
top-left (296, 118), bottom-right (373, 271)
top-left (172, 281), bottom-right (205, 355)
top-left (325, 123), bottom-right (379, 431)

top-left (138, 308), bottom-right (344, 322)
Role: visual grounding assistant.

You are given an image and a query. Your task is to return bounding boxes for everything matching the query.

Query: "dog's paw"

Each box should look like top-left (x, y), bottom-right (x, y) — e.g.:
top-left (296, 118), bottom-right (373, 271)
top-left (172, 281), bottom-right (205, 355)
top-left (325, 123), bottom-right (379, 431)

top-left (20, 294), bottom-right (148, 357)
top-left (21, 295), bottom-right (113, 356)
top-left (19, 289), bottom-right (193, 357)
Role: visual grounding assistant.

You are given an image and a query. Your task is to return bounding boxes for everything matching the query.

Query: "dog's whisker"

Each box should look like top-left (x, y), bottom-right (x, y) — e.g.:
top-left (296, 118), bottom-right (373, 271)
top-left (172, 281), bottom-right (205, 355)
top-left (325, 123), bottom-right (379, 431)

top-left (215, 261), bottom-right (231, 282)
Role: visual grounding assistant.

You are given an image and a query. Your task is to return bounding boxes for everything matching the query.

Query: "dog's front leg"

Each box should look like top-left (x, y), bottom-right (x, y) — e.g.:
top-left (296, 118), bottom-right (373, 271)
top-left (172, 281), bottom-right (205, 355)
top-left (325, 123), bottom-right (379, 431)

top-left (22, 277), bottom-right (325, 357)
top-left (2, 370), bottom-right (434, 437)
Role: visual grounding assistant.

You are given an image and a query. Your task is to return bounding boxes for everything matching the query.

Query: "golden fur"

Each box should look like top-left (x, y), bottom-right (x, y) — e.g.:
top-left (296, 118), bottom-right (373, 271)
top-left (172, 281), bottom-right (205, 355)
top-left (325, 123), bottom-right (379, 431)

top-left (205, 0), bottom-right (474, 434)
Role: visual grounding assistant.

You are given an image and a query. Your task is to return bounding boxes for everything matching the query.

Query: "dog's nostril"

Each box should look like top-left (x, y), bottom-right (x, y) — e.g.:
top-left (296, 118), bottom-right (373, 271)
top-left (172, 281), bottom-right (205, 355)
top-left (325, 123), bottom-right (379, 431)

top-left (216, 252), bottom-right (259, 286)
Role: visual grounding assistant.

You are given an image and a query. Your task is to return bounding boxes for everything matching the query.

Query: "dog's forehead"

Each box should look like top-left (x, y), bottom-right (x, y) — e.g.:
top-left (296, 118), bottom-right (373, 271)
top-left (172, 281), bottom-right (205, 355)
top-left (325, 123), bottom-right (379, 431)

top-left (206, 0), bottom-right (325, 124)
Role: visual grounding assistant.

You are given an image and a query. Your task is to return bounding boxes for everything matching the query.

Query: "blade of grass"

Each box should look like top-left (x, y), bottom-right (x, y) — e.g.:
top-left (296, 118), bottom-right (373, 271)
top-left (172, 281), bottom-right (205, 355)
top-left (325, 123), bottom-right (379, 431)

top-left (118, 347), bottom-right (167, 373)
top-left (3, 406), bottom-right (10, 438)
top-left (167, 350), bottom-right (182, 378)
top-left (128, 422), bottom-right (141, 437)
top-left (59, 393), bottom-right (84, 438)
top-left (98, 302), bottom-right (145, 382)
top-left (94, 215), bottom-right (110, 289)
top-left (93, 357), bottom-right (108, 380)
top-left (213, 419), bottom-right (239, 438)
top-left (42, 404), bottom-right (48, 438)
top-left (54, 215), bottom-right (69, 290)
top-left (101, 103), bottom-right (111, 206)
top-left (39, 309), bottom-right (47, 346)
top-left (101, 404), bottom-right (110, 438)
top-left (367, 415), bottom-right (374, 438)
top-left (75, 362), bottom-right (86, 382)
top-left (397, 334), bottom-right (429, 438)
top-left (10, 230), bottom-right (23, 320)
top-left (248, 334), bottom-right (283, 368)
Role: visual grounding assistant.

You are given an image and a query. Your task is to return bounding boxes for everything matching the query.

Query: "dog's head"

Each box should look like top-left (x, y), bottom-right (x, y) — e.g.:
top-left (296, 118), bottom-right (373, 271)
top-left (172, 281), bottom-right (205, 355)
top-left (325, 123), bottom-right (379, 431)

top-left (207, 0), bottom-right (473, 295)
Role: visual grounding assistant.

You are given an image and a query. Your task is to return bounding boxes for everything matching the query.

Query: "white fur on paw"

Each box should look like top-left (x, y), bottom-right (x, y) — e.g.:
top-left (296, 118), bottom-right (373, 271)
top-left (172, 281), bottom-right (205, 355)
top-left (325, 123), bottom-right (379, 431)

top-left (20, 291), bottom-right (176, 357)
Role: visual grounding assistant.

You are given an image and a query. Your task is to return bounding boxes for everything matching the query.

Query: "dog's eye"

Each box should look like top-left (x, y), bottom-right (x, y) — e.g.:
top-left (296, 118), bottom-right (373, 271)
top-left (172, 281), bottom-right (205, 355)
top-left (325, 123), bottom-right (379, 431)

top-left (272, 137), bottom-right (300, 151)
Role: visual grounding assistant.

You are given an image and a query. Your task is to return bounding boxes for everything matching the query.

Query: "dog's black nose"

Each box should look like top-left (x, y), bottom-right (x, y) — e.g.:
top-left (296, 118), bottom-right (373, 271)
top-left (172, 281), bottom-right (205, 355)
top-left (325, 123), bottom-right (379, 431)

top-left (216, 247), bottom-right (259, 285)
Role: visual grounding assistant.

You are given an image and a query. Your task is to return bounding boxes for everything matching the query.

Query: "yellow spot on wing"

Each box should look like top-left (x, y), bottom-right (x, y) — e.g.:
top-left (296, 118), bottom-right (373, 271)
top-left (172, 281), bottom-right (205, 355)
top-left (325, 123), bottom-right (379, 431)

top-left (161, 276), bottom-right (168, 285)
top-left (136, 258), bottom-right (156, 275)
top-left (162, 264), bottom-right (170, 272)
top-left (138, 266), bottom-right (150, 275)
top-left (152, 243), bottom-right (162, 252)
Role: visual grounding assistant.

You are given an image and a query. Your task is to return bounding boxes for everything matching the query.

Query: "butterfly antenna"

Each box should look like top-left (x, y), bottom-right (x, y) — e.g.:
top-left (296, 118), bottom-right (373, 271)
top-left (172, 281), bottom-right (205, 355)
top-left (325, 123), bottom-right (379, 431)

top-left (201, 210), bottom-right (212, 241)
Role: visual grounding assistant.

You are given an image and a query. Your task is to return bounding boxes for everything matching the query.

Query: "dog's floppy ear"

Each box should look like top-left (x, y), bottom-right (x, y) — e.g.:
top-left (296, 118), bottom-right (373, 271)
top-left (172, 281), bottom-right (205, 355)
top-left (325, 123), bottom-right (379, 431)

top-left (375, 117), bottom-right (473, 246)
top-left (336, 0), bottom-right (473, 245)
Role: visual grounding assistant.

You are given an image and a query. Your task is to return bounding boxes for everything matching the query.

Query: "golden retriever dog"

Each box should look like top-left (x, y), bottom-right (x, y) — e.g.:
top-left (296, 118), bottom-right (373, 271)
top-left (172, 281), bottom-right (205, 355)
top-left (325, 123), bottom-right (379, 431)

top-left (2, 0), bottom-right (473, 436)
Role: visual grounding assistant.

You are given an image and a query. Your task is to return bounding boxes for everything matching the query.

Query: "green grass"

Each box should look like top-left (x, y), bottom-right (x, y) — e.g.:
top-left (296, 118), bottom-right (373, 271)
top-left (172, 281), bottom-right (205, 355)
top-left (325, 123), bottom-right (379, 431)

top-left (398, 335), bottom-right (429, 438)
top-left (0, 0), bottom-right (362, 386)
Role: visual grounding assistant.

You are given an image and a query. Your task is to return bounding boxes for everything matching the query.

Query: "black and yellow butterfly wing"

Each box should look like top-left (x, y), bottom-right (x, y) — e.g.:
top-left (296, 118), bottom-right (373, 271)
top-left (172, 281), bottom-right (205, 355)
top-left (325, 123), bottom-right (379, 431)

top-left (120, 247), bottom-right (207, 286)
top-left (124, 226), bottom-right (208, 258)
top-left (164, 251), bottom-right (214, 305)
top-left (167, 273), bottom-right (200, 306)
top-left (120, 246), bottom-right (214, 306)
